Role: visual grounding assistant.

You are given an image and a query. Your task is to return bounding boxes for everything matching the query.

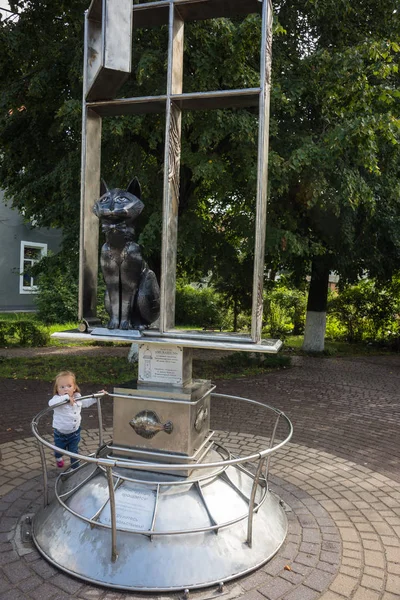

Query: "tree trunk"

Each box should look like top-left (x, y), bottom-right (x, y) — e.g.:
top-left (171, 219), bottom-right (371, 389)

top-left (302, 259), bottom-right (330, 352)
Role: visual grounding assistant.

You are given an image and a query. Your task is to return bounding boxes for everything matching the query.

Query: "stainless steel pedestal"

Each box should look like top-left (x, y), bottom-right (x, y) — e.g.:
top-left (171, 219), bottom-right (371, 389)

top-left (33, 449), bottom-right (287, 591)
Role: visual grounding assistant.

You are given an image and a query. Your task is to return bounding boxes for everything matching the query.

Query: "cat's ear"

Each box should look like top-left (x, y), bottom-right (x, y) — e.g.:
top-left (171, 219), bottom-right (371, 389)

top-left (127, 177), bottom-right (141, 199)
top-left (100, 179), bottom-right (109, 197)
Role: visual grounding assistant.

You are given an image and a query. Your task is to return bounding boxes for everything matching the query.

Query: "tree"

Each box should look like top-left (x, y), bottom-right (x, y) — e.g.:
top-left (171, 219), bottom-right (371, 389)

top-left (1, 0), bottom-right (399, 338)
top-left (0, 4), bottom-right (266, 323)
top-left (0, 0), bottom-right (86, 241)
top-left (267, 0), bottom-right (400, 350)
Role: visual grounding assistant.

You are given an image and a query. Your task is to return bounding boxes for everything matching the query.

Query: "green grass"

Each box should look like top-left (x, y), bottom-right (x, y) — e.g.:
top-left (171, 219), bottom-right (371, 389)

top-left (1, 314), bottom-right (397, 384)
top-left (0, 352), bottom-right (291, 384)
top-left (0, 355), bottom-right (135, 384)
top-left (46, 322), bottom-right (80, 335)
top-left (46, 322), bottom-right (103, 348)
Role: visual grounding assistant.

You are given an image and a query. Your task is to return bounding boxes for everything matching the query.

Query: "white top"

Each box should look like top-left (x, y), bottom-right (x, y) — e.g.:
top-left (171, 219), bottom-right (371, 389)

top-left (48, 393), bottom-right (97, 434)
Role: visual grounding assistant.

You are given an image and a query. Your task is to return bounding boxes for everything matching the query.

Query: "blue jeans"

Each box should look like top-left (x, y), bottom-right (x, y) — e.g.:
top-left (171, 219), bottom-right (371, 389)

top-left (54, 427), bottom-right (81, 469)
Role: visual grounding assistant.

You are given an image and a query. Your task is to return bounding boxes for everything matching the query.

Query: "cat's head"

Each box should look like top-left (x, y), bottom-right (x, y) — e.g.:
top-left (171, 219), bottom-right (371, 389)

top-left (93, 177), bottom-right (144, 223)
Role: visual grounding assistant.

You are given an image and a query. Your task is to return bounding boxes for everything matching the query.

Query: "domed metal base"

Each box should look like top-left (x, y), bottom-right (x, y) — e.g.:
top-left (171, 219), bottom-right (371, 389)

top-left (32, 445), bottom-right (288, 592)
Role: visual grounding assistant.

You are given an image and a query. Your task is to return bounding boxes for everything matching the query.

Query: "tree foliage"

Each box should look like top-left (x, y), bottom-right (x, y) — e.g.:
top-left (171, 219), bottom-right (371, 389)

top-left (329, 276), bottom-right (400, 343)
top-left (269, 0), bottom-right (400, 283)
top-left (0, 0), bottom-right (399, 325)
top-left (0, 1), bottom-right (85, 244)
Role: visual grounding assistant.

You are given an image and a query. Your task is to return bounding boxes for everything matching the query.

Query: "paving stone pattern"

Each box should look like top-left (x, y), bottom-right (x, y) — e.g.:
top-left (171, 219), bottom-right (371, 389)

top-left (0, 353), bottom-right (400, 599)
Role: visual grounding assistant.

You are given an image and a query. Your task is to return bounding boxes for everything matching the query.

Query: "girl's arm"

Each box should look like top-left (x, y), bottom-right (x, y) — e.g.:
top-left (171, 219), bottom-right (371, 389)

top-left (48, 394), bottom-right (69, 407)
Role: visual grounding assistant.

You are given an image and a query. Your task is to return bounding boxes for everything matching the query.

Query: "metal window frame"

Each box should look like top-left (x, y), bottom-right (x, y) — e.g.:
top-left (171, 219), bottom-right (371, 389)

top-left (79, 0), bottom-right (273, 345)
top-left (19, 240), bottom-right (47, 294)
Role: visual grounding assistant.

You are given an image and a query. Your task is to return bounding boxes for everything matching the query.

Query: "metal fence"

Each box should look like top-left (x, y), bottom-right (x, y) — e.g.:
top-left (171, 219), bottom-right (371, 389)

top-left (32, 392), bottom-right (293, 557)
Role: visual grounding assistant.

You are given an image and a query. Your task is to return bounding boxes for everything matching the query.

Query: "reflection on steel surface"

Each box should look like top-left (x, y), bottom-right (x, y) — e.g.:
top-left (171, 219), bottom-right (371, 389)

top-left (52, 329), bottom-right (283, 353)
top-left (129, 410), bottom-right (174, 439)
top-left (194, 405), bottom-right (208, 432)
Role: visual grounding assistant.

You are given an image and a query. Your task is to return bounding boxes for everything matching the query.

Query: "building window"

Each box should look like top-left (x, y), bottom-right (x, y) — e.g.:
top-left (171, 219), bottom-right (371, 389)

top-left (19, 241), bottom-right (47, 294)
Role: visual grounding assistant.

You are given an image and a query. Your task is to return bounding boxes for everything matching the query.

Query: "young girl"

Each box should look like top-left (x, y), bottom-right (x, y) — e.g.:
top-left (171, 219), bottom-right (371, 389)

top-left (49, 371), bottom-right (101, 469)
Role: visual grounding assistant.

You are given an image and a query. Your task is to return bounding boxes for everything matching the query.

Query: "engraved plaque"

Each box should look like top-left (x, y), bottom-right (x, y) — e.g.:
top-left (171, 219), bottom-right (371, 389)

top-left (101, 487), bottom-right (155, 531)
top-left (138, 343), bottom-right (185, 384)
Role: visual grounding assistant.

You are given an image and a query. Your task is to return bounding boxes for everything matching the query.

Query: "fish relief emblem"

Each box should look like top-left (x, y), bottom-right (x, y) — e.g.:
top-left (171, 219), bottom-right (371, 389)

top-left (194, 405), bottom-right (208, 433)
top-left (129, 410), bottom-right (174, 439)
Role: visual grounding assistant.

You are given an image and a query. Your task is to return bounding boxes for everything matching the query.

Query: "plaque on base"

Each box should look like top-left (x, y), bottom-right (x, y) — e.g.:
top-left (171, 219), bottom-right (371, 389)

top-left (138, 343), bottom-right (192, 386)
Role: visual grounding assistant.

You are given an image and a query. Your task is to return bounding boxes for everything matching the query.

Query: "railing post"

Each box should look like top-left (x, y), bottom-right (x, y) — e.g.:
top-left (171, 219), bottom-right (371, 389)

top-left (246, 456), bottom-right (266, 547)
top-left (247, 412), bottom-right (282, 546)
top-left (106, 466), bottom-right (118, 562)
top-left (96, 396), bottom-right (104, 448)
top-left (265, 414), bottom-right (281, 488)
top-left (37, 441), bottom-right (49, 507)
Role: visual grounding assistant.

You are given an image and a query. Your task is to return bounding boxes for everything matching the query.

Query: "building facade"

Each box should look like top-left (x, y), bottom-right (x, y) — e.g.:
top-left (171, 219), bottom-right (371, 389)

top-left (0, 190), bottom-right (61, 311)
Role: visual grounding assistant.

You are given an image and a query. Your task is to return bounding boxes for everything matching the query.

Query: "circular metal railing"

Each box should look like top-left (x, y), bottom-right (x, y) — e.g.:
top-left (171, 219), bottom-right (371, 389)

top-left (32, 392), bottom-right (293, 554)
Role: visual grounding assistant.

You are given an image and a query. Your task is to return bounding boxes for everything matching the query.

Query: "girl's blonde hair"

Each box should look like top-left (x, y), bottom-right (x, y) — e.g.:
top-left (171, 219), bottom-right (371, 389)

top-left (53, 371), bottom-right (81, 395)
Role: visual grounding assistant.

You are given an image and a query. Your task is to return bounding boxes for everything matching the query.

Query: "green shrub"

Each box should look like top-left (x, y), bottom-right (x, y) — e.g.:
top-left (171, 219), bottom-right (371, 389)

top-left (329, 278), bottom-right (400, 343)
top-left (36, 274), bottom-right (78, 324)
top-left (175, 283), bottom-right (225, 328)
top-left (0, 321), bottom-right (49, 347)
top-left (263, 301), bottom-right (292, 338)
top-left (233, 311), bottom-right (251, 332)
top-left (325, 315), bottom-right (347, 340)
top-left (263, 282), bottom-right (307, 338)
top-left (34, 252), bottom-right (106, 325)
top-left (34, 254), bottom-right (78, 324)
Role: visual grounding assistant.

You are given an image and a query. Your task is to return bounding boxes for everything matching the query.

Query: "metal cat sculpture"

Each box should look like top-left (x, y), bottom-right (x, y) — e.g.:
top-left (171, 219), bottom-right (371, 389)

top-left (93, 178), bottom-right (160, 330)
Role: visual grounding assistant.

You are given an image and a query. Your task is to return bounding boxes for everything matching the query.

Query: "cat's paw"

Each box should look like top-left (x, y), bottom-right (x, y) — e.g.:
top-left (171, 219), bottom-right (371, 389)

top-left (107, 318), bottom-right (119, 329)
top-left (120, 320), bottom-right (130, 330)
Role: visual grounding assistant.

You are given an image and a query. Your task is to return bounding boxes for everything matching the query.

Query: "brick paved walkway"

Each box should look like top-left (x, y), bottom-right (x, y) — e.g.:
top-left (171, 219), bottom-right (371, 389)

top-left (1, 352), bottom-right (400, 599)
